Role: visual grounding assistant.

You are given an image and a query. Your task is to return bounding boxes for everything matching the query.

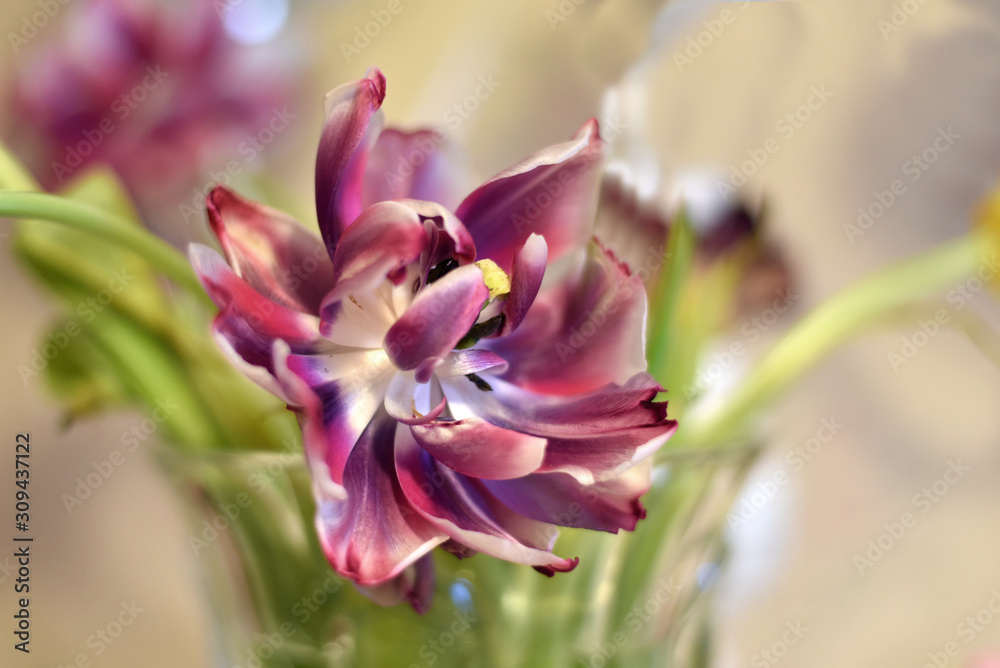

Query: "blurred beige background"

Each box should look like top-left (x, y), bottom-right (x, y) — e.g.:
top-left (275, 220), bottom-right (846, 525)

top-left (2, 0), bottom-right (1000, 666)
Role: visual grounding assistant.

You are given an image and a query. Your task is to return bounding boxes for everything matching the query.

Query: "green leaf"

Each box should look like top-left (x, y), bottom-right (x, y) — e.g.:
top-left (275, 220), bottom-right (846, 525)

top-left (38, 319), bottom-right (133, 424)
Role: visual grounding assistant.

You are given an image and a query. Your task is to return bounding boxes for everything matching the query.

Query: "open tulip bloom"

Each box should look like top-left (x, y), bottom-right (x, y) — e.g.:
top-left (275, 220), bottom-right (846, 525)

top-left (6, 51), bottom-right (999, 668)
top-left (190, 68), bottom-right (678, 610)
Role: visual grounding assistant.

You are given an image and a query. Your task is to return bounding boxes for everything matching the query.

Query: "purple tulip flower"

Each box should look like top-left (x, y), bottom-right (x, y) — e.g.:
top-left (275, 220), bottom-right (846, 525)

top-left (191, 68), bottom-right (677, 612)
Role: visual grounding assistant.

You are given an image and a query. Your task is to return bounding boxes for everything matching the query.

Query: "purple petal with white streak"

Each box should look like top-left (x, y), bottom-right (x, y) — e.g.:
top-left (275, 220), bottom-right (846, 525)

top-left (314, 408), bottom-right (445, 585)
top-left (395, 437), bottom-right (578, 571)
top-left (455, 120), bottom-right (604, 272)
top-left (206, 185), bottom-right (334, 313)
top-left (410, 417), bottom-right (546, 480)
top-left (284, 349), bottom-right (394, 485)
top-left (483, 463), bottom-right (651, 533)
top-left (443, 374), bottom-right (676, 484)
top-left (500, 234), bottom-right (547, 336)
top-left (383, 264), bottom-right (488, 371)
top-left (190, 244), bottom-right (330, 374)
top-left (488, 241), bottom-right (647, 395)
top-left (315, 67), bottom-right (386, 254)
top-left (319, 201), bottom-right (427, 336)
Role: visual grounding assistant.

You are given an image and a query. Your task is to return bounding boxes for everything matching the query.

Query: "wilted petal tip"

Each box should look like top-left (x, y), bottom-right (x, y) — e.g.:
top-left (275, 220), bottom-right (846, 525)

top-left (534, 557), bottom-right (580, 577)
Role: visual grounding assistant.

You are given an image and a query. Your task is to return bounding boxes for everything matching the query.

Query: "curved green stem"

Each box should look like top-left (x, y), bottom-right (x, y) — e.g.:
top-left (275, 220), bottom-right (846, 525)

top-left (0, 191), bottom-right (207, 302)
top-left (680, 231), bottom-right (989, 448)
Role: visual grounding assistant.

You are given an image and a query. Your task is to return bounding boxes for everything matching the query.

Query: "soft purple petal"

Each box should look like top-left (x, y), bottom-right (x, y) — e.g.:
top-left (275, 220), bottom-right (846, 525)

top-left (443, 374), bottom-right (676, 484)
top-left (383, 264), bottom-right (488, 371)
top-left (455, 120), bottom-right (604, 272)
top-left (315, 67), bottom-right (386, 254)
top-left (321, 283), bottom-right (398, 349)
top-left (271, 342), bottom-right (347, 501)
top-left (483, 463), bottom-right (652, 533)
top-left (500, 234), bottom-right (547, 336)
top-left (395, 436), bottom-right (578, 572)
top-left (385, 371), bottom-right (447, 425)
top-left (313, 409), bottom-right (445, 585)
top-left (283, 349), bottom-right (395, 485)
top-left (190, 244), bottom-right (330, 373)
top-left (437, 349), bottom-right (508, 377)
top-left (397, 199), bottom-right (477, 276)
top-left (319, 201), bottom-right (427, 336)
top-left (410, 417), bottom-right (546, 480)
top-left (206, 186), bottom-right (334, 313)
top-left (362, 129), bottom-right (471, 211)
top-left (487, 241), bottom-right (647, 395)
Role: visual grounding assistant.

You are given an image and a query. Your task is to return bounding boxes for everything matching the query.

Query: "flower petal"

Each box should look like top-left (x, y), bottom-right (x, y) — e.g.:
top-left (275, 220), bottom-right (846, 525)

top-left (395, 436), bottom-right (577, 572)
top-left (363, 129), bottom-right (471, 211)
top-left (385, 371), bottom-right (447, 426)
top-left (283, 349), bottom-right (395, 486)
top-left (206, 186), bottom-right (334, 313)
top-left (190, 244), bottom-right (330, 374)
top-left (398, 199), bottom-right (477, 276)
top-left (313, 408), bottom-right (445, 585)
top-left (483, 461), bottom-right (652, 534)
top-left (410, 417), bottom-right (546, 480)
top-left (487, 241), bottom-right (647, 395)
top-left (455, 119), bottom-right (604, 272)
top-left (383, 264), bottom-right (488, 371)
top-left (271, 342), bottom-right (346, 502)
top-left (443, 374), bottom-right (676, 484)
top-left (437, 349), bottom-right (508, 377)
top-left (315, 67), bottom-right (387, 254)
top-left (319, 201), bottom-right (428, 337)
top-left (500, 233), bottom-right (547, 336)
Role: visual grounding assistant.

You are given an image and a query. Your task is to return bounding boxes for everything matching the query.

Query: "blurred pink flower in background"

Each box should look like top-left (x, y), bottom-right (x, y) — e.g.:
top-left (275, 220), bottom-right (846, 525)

top-left (5, 0), bottom-right (296, 238)
top-left (595, 167), bottom-right (791, 318)
top-left (191, 68), bottom-right (678, 611)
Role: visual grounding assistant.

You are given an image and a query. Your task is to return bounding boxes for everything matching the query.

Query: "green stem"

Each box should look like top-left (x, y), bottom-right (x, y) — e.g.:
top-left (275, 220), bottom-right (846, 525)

top-left (681, 232), bottom-right (988, 448)
top-left (0, 191), bottom-right (207, 302)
